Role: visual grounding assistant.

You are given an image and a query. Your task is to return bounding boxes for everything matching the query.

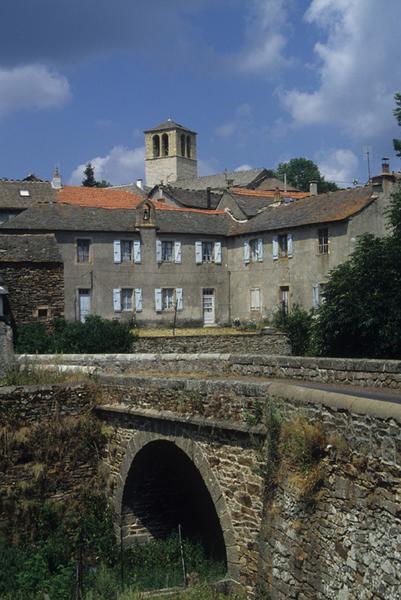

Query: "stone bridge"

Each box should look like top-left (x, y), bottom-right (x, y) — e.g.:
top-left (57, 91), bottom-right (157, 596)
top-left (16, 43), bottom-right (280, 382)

top-left (96, 376), bottom-right (269, 595)
top-left (13, 354), bottom-right (401, 599)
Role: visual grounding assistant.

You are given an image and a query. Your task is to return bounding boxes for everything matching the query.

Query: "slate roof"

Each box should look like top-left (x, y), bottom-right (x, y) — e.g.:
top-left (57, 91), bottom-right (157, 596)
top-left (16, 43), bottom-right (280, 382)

top-left (0, 180), bottom-right (56, 209)
top-left (253, 177), bottom-right (299, 192)
top-left (172, 168), bottom-right (268, 191)
top-left (57, 186), bottom-right (143, 209)
top-left (231, 186), bottom-right (375, 235)
top-left (0, 203), bottom-right (229, 235)
top-left (161, 186), bottom-right (223, 210)
top-left (227, 188), bottom-right (309, 218)
top-left (144, 118), bottom-right (196, 134)
top-left (0, 234), bottom-right (62, 262)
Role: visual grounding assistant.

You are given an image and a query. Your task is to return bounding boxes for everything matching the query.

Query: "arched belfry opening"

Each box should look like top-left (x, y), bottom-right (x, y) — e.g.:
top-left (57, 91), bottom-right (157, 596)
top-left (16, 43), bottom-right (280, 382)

top-left (162, 133), bottom-right (169, 156)
top-left (121, 440), bottom-right (227, 564)
top-left (152, 135), bottom-right (160, 158)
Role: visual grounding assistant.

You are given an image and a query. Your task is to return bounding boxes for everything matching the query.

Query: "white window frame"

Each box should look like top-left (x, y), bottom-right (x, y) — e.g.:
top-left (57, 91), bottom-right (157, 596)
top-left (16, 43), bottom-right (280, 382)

top-left (162, 288), bottom-right (175, 310)
top-left (121, 240), bottom-right (133, 262)
top-left (161, 240), bottom-right (174, 262)
top-left (250, 288), bottom-right (261, 311)
top-left (76, 238), bottom-right (91, 263)
top-left (318, 228), bottom-right (329, 255)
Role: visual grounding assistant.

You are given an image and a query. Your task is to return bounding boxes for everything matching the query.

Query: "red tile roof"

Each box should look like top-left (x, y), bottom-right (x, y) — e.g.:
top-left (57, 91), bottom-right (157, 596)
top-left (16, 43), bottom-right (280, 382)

top-left (231, 187), bottom-right (309, 199)
top-left (57, 186), bottom-right (143, 209)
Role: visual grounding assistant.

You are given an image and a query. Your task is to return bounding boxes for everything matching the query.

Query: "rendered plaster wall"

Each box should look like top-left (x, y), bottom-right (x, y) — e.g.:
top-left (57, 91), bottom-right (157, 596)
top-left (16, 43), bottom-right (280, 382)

top-left (56, 229), bottom-right (230, 325)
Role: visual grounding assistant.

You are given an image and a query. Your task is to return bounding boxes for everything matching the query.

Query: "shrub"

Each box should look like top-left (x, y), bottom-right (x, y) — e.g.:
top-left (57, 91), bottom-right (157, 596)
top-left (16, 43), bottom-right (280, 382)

top-left (273, 304), bottom-right (313, 355)
top-left (15, 316), bottom-right (137, 354)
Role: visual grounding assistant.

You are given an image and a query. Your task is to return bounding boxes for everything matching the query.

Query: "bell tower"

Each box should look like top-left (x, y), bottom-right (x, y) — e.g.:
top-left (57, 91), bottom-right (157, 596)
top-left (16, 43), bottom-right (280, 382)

top-left (144, 118), bottom-right (198, 187)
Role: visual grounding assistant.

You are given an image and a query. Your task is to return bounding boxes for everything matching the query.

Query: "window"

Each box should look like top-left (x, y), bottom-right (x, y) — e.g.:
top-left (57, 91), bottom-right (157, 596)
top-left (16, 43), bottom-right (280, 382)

top-left (278, 234), bottom-right (288, 257)
top-left (318, 228), bottom-right (329, 254)
top-left (162, 288), bottom-right (174, 310)
top-left (279, 286), bottom-right (289, 314)
top-left (249, 238), bottom-right (263, 262)
top-left (162, 133), bottom-right (169, 156)
top-left (155, 288), bottom-right (183, 311)
top-left (121, 240), bottom-right (133, 262)
top-left (313, 282), bottom-right (327, 308)
top-left (202, 241), bottom-right (213, 263)
top-left (153, 135), bottom-right (160, 158)
top-left (121, 288), bottom-right (133, 311)
top-left (250, 288), bottom-right (261, 310)
top-left (77, 239), bottom-right (90, 263)
top-left (273, 233), bottom-right (293, 260)
top-left (195, 241), bottom-right (221, 264)
top-left (162, 241), bottom-right (173, 262)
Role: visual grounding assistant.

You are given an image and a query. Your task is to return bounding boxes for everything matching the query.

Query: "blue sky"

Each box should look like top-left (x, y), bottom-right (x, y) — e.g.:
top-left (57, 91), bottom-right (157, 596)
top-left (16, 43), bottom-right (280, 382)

top-left (1, 0), bottom-right (401, 187)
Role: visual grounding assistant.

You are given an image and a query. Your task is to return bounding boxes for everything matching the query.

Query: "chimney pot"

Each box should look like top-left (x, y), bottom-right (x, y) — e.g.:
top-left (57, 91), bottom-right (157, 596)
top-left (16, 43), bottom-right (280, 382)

top-left (136, 178), bottom-right (144, 190)
top-left (51, 167), bottom-right (62, 190)
top-left (309, 181), bottom-right (318, 196)
top-left (382, 157), bottom-right (390, 174)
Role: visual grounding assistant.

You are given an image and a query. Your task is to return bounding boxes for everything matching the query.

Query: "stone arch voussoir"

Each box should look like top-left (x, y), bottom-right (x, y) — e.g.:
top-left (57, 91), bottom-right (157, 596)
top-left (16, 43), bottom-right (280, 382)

top-left (113, 430), bottom-right (240, 582)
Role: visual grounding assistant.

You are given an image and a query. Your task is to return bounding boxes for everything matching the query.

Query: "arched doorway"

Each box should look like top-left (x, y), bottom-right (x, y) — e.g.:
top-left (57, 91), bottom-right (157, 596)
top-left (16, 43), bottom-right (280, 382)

top-left (121, 440), bottom-right (226, 563)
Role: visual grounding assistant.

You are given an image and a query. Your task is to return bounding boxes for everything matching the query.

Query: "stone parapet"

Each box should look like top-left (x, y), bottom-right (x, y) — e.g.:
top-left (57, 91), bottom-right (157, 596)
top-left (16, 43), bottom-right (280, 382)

top-left (19, 352), bottom-right (401, 389)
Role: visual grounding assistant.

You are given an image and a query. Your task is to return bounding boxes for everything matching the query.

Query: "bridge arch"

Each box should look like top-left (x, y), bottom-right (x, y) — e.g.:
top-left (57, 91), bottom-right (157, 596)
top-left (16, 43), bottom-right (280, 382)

top-left (113, 431), bottom-right (239, 582)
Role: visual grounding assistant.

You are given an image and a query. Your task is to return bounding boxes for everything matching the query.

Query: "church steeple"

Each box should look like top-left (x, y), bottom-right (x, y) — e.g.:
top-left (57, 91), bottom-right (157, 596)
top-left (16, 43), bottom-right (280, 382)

top-left (144, 118), bottom-right (197, 187)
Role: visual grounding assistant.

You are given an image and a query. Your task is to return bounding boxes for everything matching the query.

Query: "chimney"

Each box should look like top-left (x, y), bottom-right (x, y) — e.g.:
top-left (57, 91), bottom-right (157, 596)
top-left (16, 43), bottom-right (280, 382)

top-left (157, 184), bottom-right (165, 202)
top-left (51, 166), bottom-right (62, 190)
top-left (206, 187), bottom-right (212, 210)
top-left (274, 187), bottom-right (281, 203)
top-left (382, 157), bottom-right (390, 174)
top-left (136, 178), bottom-right (144, 190)
top-left (309, 181), bottom-right (318, 196)
top-left (226, 178), bottom-right (234, 189)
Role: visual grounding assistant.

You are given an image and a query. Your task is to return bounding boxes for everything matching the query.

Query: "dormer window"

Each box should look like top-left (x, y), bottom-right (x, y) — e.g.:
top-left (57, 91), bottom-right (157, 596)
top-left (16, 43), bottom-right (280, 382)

top-left (19, 190), bottom-right (30, 197)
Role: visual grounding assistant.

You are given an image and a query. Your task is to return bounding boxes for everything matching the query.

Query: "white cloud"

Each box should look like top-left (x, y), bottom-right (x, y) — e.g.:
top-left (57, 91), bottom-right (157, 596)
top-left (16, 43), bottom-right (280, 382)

top-left (235, 164), bottom-right (253, 172)
top-left (233, 0), bottom-right (290, 73)
top-left (282, 0), bottom-right (401, 140)
top-left (0, 64), bottom-right (70, 118)
top-left (70, 146), bottom-right (145, 186)
top-left (215, 104), bottom-right (253, 141)
top-left (317, 148), bottom-right (359, 186)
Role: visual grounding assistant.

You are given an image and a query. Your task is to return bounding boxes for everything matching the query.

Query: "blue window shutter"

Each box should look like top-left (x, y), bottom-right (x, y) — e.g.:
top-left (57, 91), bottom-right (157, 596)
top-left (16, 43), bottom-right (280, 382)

top-left (134, 240), bottom-right (141, 263)
top-left (257, 238), bottom-right (263, 262)
top-left (287, 233), bottom-right (293, 257)
top-left (195, 241), bottom-right (202, 264)
top-left (156, 239), bottom-right (162, 263)
top-left (155, 288), bottom-right (162, 311)
top-left (113, 240), bottom-right (121, 263)
top-left (243, 240), bottom-right (250, 264)
top-left (214, 241), bottom-right (222, 264)
top-left (176, 288), bottom-right (183, 310)
top-left (135, 288), bottom-right (143, 312)
top-left (272, 235), bottom-right (279, 260)
top-left (174, 241), bottom-right (182, 263)
top-left (113, 288), bottom-right (121, 312)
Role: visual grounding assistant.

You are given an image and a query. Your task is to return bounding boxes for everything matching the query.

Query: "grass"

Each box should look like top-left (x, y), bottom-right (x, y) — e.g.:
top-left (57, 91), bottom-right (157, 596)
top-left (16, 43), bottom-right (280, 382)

top-left (0, 366), bottom-right (89, 387)
top-left (137, 328), bottom-right (260, 338)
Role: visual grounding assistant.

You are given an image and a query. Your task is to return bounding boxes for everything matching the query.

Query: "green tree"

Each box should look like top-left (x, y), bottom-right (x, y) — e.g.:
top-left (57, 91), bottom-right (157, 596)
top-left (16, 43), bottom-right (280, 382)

top-left (276, 157), bottom-right (338, 193)
top-left (393, 92), bottom-right (401, 157)
top-left (82, 162), bottom-right (97, 187)
top-left (312, 191), bottom-right (401, 358)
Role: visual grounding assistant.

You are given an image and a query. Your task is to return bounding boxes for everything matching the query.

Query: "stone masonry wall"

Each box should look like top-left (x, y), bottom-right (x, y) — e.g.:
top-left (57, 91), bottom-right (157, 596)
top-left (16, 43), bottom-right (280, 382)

top-left (257, 382), bottom-right (401, 600)
top-left (0, 321), bottom-right (14, 376)
top-left (22, 353), bottom-right (401, 390)
top-left (1, 263), bottom-right (64, 326)
top-left (134, 331), bottom-right (290, 355)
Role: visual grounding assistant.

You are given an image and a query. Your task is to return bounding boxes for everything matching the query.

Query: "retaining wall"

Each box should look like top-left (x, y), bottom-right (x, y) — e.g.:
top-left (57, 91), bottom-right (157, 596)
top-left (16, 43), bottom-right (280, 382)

top-left (19, 352), bottom-right (401, 390)
top-left (134, 331), bottom-right (290, 355)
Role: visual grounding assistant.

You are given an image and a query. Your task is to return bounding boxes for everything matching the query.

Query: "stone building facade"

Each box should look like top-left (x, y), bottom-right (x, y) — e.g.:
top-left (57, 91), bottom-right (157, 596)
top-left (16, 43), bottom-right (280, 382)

top-left (0, 121), bottom-right (397, 328)
top-left (0, 235), bottom-right (64, 327)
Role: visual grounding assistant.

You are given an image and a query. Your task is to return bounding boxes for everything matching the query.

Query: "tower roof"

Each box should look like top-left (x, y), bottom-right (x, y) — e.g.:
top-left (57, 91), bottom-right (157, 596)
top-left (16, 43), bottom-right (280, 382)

top-left (144, 117), bottom-right (197, 135)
